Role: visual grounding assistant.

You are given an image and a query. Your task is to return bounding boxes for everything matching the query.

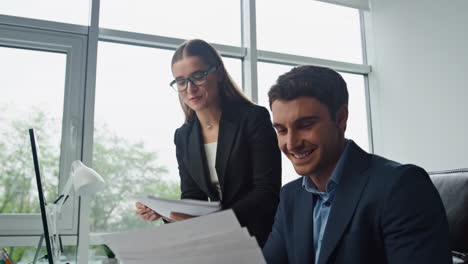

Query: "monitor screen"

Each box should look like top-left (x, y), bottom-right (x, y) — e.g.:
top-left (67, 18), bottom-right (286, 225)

top-left (29, 128), bottom-right (60, 264)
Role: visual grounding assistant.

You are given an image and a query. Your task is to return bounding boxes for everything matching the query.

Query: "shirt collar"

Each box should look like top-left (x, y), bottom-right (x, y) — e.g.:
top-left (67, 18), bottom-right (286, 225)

top-left (302, 139), bottom-right (351, 194)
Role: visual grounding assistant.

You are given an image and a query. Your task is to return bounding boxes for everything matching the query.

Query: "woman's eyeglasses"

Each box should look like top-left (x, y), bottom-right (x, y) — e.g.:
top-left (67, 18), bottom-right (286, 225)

top-left (169, 66), bottom-right (218, 92)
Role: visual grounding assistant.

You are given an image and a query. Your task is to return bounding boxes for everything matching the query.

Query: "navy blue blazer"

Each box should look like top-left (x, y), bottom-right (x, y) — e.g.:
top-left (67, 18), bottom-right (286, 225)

top-left (174, 102), bottom-right (281, 246)
top-left (263, 141), bottom-right (451, 264)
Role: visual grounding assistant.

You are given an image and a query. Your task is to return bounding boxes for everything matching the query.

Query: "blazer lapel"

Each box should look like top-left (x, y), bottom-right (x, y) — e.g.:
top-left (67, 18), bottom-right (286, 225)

top-left (215, 106), bottom-right (240, 198)
top-left (318, 142), bottom-right (371, 264)
top-left (294, 190), bottom-right (316, 264)
top-left (187, 118), bottom-right (219, 199)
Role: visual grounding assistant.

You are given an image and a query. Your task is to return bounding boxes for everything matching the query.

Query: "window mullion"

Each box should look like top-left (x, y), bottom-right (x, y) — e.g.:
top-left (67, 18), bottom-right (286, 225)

top-left (241, 0), bottom-right (259, 103)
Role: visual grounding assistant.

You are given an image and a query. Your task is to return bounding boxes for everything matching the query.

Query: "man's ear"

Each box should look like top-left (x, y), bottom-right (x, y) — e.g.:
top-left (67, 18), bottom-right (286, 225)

top-left (335, 104), bottom-right (349, 131)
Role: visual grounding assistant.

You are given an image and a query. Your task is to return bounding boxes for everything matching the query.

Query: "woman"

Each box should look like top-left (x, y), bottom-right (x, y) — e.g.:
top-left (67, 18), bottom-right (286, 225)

top-left (136, 39), bottom-right (281, 246)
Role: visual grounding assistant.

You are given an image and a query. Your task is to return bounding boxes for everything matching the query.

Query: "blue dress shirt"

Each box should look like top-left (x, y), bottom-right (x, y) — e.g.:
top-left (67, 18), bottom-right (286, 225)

top-left (302, 140), bottom-right (350, 263)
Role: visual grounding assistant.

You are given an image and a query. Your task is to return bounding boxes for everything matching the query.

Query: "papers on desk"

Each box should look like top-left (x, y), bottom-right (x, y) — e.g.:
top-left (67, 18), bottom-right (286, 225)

top-left (94, 210), bottom-right (266, 264)
top-left (131, 194), bottom-right (220, 218)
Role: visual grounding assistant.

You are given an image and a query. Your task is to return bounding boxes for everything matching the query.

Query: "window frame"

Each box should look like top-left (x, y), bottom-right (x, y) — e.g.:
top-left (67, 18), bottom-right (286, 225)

top-left (0, 16), bottom-right (88, 244)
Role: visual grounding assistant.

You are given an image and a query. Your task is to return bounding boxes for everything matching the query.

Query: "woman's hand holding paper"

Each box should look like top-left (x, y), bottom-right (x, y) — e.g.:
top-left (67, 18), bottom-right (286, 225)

top-left (169, 212), bottom-right (196, 221)
top-left (135, 202), bottom-right (161, 222)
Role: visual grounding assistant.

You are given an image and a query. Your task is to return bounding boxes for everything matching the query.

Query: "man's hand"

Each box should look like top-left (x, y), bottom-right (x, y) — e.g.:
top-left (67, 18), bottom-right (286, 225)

top-left (169, 212), bottom-right (196, 221)
top-left (135, 202), bottom-right (161, 222)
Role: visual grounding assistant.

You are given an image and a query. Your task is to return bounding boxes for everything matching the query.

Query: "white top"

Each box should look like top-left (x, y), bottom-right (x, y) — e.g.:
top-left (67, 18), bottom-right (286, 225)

top-left (204, 142), bottom-right (220, 184)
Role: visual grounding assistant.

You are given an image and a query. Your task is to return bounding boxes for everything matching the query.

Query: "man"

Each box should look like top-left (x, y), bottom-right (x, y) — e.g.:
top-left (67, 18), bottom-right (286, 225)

top-left (262, 65), bottom-right (451, 264)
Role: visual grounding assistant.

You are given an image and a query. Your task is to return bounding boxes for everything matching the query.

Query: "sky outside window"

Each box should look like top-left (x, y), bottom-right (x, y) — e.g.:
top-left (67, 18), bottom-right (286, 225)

top-left (0, 46), bottom-right (66, 213)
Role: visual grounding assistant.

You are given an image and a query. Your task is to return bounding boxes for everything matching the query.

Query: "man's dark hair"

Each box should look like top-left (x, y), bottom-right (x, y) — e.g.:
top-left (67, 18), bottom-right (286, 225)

top-left (268, 65), bottom-right (349, 119)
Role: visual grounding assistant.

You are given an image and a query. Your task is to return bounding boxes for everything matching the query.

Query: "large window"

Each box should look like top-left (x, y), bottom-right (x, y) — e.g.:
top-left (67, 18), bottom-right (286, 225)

top-left (257, 0), bottom-right (363, 63)
top-left (0, 47), bottom-right (66, 213)
top-left (100, 0), bottom-right (241, 46)
top-left (0, 0), bottom-right (89, 25)
top-left (0, 21), bottom-right (87, 247)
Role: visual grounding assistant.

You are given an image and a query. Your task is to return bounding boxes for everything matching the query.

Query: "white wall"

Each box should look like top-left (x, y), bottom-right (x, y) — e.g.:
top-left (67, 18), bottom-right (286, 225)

top-left (364, 0), bottom-right (468, 171)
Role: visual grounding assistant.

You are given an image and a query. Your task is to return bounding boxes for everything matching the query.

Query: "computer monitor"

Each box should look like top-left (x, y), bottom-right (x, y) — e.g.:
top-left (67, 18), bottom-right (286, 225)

top-left (29, 128), bottom-right (60, 264)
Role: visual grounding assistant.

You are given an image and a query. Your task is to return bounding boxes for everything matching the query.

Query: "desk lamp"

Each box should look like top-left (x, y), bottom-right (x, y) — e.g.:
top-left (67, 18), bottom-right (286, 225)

top-left (55, 160), bottom-right (105, 213)
top-left (33, 160), bottom-right (105, 264)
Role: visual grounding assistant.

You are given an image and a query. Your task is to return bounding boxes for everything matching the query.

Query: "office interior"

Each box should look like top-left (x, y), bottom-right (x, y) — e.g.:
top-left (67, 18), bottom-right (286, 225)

top-left (0, 0), bottom-right (467, 263)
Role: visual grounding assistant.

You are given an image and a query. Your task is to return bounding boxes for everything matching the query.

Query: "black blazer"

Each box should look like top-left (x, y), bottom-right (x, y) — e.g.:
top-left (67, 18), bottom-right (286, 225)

top-left (174, 102), bottom-right (282, 246)
top-left (263, 141), bottom-right (451, 264)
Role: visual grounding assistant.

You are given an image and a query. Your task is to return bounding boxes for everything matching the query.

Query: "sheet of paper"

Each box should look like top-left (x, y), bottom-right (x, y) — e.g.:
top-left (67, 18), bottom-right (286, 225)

top-left (118, 238), bottom-right (266, 264)
top-left (132, 194), bottom-right (220, 217)
top-left (93, 210), bottom-right (266, 264)
top-left (94, 210), bottom-right (240, 252)
top-left (117, 228), bottom-right (251, 256)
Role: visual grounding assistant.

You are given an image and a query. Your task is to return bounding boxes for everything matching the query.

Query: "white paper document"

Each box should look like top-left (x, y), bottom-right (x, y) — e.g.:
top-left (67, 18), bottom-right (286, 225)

top-left (94, 210), bottom-right (241, 252)
top-left (132, 194), bottom-right (220, 218)
top-left (93, 210), bottom-right (266, 264)
top-left (119, 238), bottom-right (265, 264)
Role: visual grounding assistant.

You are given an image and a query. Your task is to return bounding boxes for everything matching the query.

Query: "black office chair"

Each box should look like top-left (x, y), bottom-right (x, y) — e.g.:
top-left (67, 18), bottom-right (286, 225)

top-left (429, 168), bottom-right (468, 264)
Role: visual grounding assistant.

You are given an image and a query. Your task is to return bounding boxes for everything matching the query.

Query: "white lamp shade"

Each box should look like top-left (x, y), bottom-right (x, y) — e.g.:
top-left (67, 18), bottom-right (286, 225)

top-left (71, 160), bottom-right (105, 196)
